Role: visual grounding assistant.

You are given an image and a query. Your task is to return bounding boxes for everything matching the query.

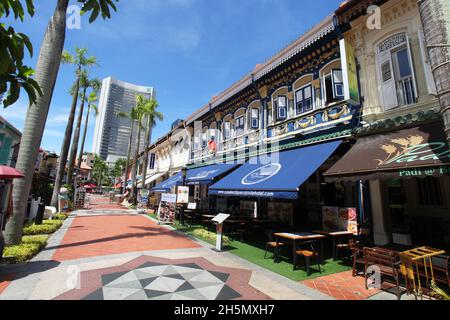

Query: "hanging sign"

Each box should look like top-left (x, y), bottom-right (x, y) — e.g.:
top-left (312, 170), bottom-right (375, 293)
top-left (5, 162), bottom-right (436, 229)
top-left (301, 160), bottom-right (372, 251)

top-left (340, 38), bottom-right (360, 104)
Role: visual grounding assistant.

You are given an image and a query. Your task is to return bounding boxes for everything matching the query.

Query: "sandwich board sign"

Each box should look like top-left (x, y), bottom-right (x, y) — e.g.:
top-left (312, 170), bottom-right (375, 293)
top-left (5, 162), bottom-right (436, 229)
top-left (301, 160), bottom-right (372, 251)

top-left (157, 193), bottom-right (177, 225)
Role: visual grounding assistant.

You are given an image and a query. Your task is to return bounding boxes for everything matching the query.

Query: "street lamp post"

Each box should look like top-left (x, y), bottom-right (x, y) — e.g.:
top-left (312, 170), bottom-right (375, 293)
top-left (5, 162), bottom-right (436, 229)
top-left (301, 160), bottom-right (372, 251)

top-left (180, 166), bottom-right (188, 226)
top-left (72, 170), bottom-right (77, 209)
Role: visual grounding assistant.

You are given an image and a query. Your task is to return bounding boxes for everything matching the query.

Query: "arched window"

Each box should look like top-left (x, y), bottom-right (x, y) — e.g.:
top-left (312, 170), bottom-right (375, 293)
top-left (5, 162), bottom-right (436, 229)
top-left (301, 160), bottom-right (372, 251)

top-left (222, 115), bottom-right (234, 140)
top-left (293, 75), bottom-right (315, 115)
top-left (320, 60), bottom-right (344, 105)
top-left (271, 87), bottom-right (289, 122)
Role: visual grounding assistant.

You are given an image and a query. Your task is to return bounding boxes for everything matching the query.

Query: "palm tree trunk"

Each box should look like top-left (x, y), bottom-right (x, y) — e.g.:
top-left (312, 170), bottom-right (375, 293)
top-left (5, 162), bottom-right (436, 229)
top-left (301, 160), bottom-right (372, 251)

top-left (77, 104), bottom-right (91, 174)
top-left (130, 124), bottom-right (142, 205)
top-left (3, 0), bottom-right (69, 246)
top-left (50, 72), bottom-right (81, 208)
top-left (68, 87), bottom-right (87, 184)
top-left (417, 0), bottom-right (450, 144)
top-left (122, 120), bottom-right (135, 196)
top-left (140, 115), bottom-right (152, 189)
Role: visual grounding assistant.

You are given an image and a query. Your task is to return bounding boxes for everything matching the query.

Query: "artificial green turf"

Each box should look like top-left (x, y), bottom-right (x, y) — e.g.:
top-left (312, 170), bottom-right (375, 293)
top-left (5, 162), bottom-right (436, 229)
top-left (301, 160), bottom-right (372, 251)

top-left (168, 222), bottom-right (351, 282)
top-left (224, 240), bottom-right (351, 281)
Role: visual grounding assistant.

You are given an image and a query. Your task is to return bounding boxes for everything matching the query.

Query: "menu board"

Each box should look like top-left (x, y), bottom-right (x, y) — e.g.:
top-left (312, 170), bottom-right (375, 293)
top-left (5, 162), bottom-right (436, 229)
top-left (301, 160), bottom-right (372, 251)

top-left (322, 206), bottom-right (358, 234)
top-left (157, 193), bottom-right (177, 225)
top-left (177, 186), bottom-right (189, 204)
top-left (268, 202), bottom-right (293, 226)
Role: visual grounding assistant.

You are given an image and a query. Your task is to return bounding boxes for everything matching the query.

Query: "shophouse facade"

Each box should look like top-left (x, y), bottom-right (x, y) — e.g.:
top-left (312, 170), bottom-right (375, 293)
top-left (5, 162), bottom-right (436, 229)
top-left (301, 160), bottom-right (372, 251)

top-left (162, 14), bottom-right (366, 229)
top-left (328, 0), bottom-right (450, 249)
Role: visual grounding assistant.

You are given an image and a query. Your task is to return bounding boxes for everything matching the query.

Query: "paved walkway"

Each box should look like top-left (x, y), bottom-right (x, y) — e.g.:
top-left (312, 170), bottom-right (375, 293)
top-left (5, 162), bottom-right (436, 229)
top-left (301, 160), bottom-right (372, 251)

top-left (53, 214), bottom-right (200, 261)
top-left (301, 271), bottom-right (381, 300)
top-left (0, 195), bottom-right (332, 301)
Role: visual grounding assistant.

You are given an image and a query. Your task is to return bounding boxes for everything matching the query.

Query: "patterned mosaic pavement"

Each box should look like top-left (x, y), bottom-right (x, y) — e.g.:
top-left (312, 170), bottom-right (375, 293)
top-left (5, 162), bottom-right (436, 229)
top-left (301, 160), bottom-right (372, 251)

top-left (54, 256), bottom-right (270, 300)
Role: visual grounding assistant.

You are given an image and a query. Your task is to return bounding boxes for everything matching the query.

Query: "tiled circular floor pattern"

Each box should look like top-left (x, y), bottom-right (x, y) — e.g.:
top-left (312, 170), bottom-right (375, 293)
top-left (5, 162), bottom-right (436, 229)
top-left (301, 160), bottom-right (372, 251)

top-left (55, 256), bottom-right (271, 300)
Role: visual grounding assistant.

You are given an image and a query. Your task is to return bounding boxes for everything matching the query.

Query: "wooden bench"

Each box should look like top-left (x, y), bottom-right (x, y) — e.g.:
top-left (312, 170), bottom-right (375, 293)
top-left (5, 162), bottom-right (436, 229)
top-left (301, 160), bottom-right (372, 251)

top-left (363, 247), bottom-right (402, 300)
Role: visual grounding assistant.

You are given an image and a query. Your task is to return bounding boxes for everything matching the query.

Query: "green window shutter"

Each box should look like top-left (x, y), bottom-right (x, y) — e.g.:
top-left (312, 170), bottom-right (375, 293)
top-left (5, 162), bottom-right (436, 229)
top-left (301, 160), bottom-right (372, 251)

top-left (0, 137), bottom-right (13, 165)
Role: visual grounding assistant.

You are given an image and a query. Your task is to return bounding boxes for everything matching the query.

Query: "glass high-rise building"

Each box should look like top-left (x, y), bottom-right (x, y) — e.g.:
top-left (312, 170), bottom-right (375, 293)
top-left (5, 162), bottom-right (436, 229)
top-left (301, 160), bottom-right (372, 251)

top-left (92, 77), bottom-right (155, 163)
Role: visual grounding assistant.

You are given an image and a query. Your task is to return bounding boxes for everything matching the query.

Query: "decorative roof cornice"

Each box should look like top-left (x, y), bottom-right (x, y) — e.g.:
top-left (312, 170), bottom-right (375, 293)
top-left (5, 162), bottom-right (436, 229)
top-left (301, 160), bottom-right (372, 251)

top-left (335, 0), bottom-right (390, 25)
top-left (356, 109), bottom-right (442, 136)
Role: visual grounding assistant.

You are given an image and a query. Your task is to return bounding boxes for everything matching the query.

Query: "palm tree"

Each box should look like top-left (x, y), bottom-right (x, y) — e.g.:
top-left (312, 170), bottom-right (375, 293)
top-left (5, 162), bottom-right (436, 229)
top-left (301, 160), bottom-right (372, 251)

top-left (3, 0), bottom-right (69, 247)
top-left (67, 73), bottom-right (100, 184)
top-left (130, 96), bottom-right (146, 205)
top-left (77, 87), bottom-right (101, 174)
top-left (3, 0), bottom-right (118, 246)
top-left (92, 154), bottom-right (108, 191)
top-left (116, 106), bottom-right (141, 196)
top-left (50, 48), bottom-right (96, 208)
top-left (417, 0), bottom-right (450, 144)
top-left (140, 98), bottom-right (163, 189)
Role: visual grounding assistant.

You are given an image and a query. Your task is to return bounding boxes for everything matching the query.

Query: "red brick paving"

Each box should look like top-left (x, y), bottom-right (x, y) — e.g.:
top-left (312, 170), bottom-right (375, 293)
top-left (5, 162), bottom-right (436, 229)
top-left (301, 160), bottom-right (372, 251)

top-left (0, 274), bottom-right (15, 295)
top-left (52, 195), bottom-right (200, 261)
top-left (301, 271), bottom-right (381, 300)
top-left (87, 194), bottom-right (125, 210)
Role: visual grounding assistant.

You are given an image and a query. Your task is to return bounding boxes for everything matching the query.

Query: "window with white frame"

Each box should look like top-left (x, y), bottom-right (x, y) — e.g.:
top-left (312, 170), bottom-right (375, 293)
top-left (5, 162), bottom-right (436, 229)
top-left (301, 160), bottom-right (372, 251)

top-left (295, 85), bottom-right (314, 115)
top-left (250, 108), bottom-right (259, 129)
top-left (323, 69), bottom-right (344, 104)
top-left (235, 116), bottom-right (245, 136)
top-left (376, 33), bottom-right (417, 110)
top-left (276, 95), bottom-right (288, 120)
top-left (223, 121), bottom-right (232, 140)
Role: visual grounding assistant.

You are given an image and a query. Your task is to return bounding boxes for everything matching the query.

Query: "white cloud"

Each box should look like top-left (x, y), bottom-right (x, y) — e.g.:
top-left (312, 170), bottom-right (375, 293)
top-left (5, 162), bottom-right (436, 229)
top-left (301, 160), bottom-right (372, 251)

top-left (0, 104), bottom-right (28, 122)
top-left (43, 128), bottom-right (64, 138)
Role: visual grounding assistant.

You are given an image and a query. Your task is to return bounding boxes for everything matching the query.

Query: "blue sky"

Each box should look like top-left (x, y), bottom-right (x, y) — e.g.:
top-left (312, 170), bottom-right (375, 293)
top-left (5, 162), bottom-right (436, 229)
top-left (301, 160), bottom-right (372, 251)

top-left (1, 0), bottom-right (342, 153)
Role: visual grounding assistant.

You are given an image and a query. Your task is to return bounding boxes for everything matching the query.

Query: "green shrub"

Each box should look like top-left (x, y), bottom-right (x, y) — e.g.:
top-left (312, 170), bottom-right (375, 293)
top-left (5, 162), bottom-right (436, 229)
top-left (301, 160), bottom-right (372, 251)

top-left (3, 243), bottom-right (41, 263)
top-left (23, 220), bottom-right (63, 235)
top-left (22, 235), bottom-right (49, 247)
top-left (3, 235), bottom-right (49, 263)
top-left (52, 213), bottom-right (68, 221)
top-left (192, 228), bottom-right (230, 244)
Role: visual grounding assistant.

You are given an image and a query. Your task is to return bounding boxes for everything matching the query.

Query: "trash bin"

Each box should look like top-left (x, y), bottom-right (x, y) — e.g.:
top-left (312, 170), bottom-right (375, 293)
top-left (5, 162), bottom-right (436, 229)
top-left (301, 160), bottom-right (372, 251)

top-left (35, 202), bottom-right (46, 225)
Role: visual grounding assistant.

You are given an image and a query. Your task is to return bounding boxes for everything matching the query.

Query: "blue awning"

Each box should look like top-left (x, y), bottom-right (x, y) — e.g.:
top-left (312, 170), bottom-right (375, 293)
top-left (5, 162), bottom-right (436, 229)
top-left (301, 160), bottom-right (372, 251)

top-left (208, 140), bottom-right (342, 199)
top-left (152, 173), bottom-right (182, 193)
top-left (184, 163), bottom-right (240, 186)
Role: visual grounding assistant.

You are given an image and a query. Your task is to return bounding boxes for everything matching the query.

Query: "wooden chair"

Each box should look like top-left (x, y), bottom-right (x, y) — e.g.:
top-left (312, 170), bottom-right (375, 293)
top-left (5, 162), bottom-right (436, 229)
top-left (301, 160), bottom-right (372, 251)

top-left (264, 230), bottom-right (286, 262)
top-left (294, 240), bottom-right (322, 275)
top-left (350, 239), bottom-right (367, 277)
top-left (363, 247), bottom-right (402, 300)
top-left (335, 235), bottom-right (355, 261)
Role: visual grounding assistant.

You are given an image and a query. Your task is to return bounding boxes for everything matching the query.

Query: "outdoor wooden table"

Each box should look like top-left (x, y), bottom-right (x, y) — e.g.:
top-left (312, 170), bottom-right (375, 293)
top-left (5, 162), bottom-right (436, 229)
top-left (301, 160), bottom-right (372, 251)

top-left (313, 230), bottom-right (355, 261)
top-left (274, 232), bottom-right (326, 265)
